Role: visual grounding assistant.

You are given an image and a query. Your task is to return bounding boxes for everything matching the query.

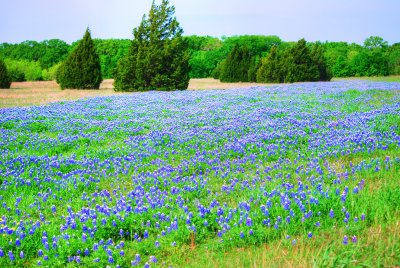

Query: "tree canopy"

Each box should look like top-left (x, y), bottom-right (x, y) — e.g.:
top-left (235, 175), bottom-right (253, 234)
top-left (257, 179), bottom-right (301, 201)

top-left (114, 0), bottom-right (190, 91)
top-left (56, 28), bottom-right (102, 89)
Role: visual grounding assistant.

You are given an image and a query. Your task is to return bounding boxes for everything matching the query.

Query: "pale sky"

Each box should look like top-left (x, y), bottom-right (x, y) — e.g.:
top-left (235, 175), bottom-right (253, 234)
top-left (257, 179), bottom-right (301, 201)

top-left (1, 0), bottom-right (399, 44)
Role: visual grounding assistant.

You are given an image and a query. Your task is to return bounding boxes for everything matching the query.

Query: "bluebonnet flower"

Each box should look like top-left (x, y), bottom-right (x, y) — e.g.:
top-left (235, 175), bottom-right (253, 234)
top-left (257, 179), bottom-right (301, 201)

top-left (329, 209), bottom-right (334, 218)
top-left (343, 235), bottom-right (348, 245)
top-left (352, 236), bottom-right (357, 243)
top-left (8, 251), bottom-right (15, 261)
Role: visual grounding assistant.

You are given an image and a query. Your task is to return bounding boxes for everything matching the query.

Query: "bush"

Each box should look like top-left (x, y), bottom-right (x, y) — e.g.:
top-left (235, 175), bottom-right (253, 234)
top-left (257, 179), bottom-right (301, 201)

top-left (4, 59), bottom-right (43, 81)
top-left (0, 59), bottom-right (11, 88)
top-left (42, 62), bottom-right (61, 81)
top-left (56, 28), bottom-right (102, 89)
top-left (114, 0), bottom-right (190, 91)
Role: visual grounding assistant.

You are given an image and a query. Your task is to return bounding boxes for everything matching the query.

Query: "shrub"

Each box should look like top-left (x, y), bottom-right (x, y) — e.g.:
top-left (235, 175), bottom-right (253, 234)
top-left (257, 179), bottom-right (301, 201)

top-left (4, 59), bottom-right (42, 82)
top-left (0, 59), bottom-right (11, 88)
top-left (56, 28), bottom-right (102, 89)
top-left (42, 63), bottom-right (61, 81)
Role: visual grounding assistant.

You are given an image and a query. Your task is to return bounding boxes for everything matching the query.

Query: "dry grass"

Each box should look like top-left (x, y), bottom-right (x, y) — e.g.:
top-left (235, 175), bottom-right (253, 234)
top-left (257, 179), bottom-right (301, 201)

top-left (0, 79), bottom-right (273, 108)
top-left (188, 78), bottom-right (273, 90)
top-left (0, 79), bottom-right (120, 108)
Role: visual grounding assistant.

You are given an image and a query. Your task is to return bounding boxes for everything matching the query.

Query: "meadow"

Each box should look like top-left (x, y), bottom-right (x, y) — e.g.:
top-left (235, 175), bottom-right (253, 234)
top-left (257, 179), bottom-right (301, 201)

top-left (0, 80), bottom-right (399, 267)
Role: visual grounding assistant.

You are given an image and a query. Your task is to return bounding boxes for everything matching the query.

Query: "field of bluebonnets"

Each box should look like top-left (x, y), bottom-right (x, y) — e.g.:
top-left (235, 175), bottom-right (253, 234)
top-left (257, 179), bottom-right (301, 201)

top-left (0, 80), bottom-right (400, 267)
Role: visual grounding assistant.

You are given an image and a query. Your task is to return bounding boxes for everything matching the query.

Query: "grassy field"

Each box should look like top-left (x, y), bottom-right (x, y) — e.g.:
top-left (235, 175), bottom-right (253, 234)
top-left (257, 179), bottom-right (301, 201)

top-left (0, 79), bottom-right (399, 267)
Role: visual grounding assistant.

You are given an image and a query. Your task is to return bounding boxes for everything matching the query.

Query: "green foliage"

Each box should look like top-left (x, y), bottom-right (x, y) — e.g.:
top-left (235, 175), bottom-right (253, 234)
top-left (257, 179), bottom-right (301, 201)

top-left (256, 40), bottom-right (331, 83)
top-left (0, 59), bottom-right (11, 88)
top-left (94, 39), bottom-right (131, 79)
top-left (218, 45), bottom-right (252, 82)
top-left (323, 36), bottom-right (393, 77)
top-left (388, 43), bottom-right (400, 75)
top-left (42, 62), bottom-right (61, 81)
top-left (4, 59), bottom-right (43, 81)
top-left (114, 0), bottom-right (190, 91)
top-left (310, 43), bottom-right (332, 81)
top-left (284, 39), bottom-right (320, 83)
top-left (0, 39), bottom-right (69, 70)
top-left (364, 36), bottom-right (388, 50)
top-left (56, 28), bottom-right (102, 89)
top-left (247, 56), bottom-right (261, 82)
top-left (185, 35), bottom-right (282, 79)
top-left (257, 46), bottom-right (284, 83)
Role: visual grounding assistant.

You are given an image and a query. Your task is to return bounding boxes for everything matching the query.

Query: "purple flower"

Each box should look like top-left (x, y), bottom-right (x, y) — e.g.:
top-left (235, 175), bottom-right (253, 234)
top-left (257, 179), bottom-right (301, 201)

top-left (352, 235), bottom-right (357, 243)
top-left (108, 256), bottom-right (114, 264)
top-left (329, 209), bottom-right (334, 218)
top-left (135, 253), bottom-right (141, 262)
top-left (8, 251), bottom-right (15, 261)
top-left (246, 217), bottom-right (252, 227)
top-left (150, 255), bottom-right (157, 263)
top-left (343, 235), bottom-right (348, 245)
top-left (307, 232), bottom-right (313, 239)
top-left (19, 251), bottom-right (24, 259)
top-left (240, 231), bottom-right (245, 239)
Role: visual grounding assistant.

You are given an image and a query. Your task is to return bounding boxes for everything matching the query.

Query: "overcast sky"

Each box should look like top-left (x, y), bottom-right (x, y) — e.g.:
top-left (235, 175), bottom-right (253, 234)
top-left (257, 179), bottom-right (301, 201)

top-left (1, 0), bottom-right (399, 44)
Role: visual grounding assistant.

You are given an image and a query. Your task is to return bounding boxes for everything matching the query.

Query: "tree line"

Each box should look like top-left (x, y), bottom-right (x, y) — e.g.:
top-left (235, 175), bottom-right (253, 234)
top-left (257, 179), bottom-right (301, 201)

top-left (1, 0), bottom-right (399, 90)
top-left (1, 35), bottom-right (398, 83)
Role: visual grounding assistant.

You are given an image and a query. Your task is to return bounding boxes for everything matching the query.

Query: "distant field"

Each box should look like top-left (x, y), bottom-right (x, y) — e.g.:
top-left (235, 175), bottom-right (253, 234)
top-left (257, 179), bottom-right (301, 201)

top-left (0, 79), bottom-right (273, 108)
top-left (333, 75), bottom-right (400, 83)
top-left (1, 77), bottom-right (399, 108)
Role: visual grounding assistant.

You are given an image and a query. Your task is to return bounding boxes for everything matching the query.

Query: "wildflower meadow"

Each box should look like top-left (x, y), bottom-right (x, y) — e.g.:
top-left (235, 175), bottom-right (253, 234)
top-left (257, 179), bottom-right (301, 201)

top-left (0, 81), bottom-right (399, 267)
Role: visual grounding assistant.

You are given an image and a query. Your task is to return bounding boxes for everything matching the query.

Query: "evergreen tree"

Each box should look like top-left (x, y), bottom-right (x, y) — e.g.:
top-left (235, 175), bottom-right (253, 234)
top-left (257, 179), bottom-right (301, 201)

top-left (56, 28), bottom-right (102, 89)
top-left (114, 0), bottom-right (189, 91)
top-left (219, 45), bottom-right (252, 82)
top-left (256, 46), bottom-right (283, 83)
top-left (310, 44), bottom-right (332, 81)
top-left (247, 56), bottom-right (261, 82)
top-left (284, 39), bottom-right (319, 83)
top-left (0, 59), bottom-right (11, 89)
